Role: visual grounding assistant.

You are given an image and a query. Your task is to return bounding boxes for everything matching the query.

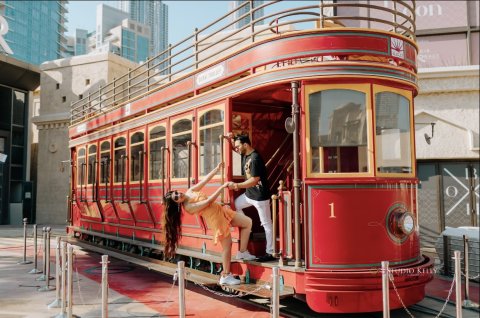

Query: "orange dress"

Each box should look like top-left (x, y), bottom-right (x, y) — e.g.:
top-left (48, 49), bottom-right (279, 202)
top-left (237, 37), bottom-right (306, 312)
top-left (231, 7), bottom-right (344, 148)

top-left (187, 191), bottom-right (236, 244)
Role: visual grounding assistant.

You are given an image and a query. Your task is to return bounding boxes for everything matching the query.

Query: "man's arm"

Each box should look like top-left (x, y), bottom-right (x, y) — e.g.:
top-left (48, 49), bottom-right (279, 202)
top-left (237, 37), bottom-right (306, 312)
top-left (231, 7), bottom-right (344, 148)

top-left (228, 176), bottom-right (260, 191)
top-left (223, 132), bottom-right (236, 152)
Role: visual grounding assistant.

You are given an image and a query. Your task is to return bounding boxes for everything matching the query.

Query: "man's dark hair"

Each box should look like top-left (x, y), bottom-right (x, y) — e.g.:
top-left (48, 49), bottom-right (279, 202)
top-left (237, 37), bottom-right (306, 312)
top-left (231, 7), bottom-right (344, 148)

top-left (234, 134), bottom-right (251, 145)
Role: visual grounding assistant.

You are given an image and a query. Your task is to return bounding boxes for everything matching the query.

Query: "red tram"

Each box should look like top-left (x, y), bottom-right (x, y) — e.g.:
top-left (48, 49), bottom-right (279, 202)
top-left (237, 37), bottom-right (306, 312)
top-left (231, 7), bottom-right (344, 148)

top-left (68, 1), bottom-right (433, 313)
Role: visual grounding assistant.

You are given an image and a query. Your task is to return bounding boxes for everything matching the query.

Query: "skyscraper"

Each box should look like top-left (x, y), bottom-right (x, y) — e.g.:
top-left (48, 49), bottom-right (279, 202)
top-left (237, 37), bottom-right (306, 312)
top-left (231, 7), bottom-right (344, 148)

top-left (91, 4), bottom-right (151, 64)
top-left (117, 1), bottom-right (168, 58)
top-left (0, 1), bottom-right (68, 65)
top-left (229, 1), bottom-right (264, 29)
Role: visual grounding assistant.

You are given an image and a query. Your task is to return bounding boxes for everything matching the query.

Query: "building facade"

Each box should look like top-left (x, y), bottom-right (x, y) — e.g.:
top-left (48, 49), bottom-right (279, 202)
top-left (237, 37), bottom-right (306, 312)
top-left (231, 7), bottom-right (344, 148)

top-left (229, 1), bottom-right (264, 29)
top-left (106, 19), bottom-right (150, 64)
top-left (74, 29), bottom-right (88, 56)
top-left (0, 55), bottom-right (40, 225)
top-left (411, 1), bottom-right (479, 247)
top-left (0, 1), bottom-right (68, 64)
top-left (86, 4), bottom-right (150, 64)
top-left (117, 0), bottom-right (168, 58)
top-left (33, 53), bottom-right (139, 224)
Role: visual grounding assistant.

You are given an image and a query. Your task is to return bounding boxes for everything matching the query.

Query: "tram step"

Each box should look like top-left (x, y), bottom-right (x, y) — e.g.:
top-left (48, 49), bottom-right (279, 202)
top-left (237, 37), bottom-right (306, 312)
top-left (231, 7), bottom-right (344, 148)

top-left (223, 280), bottom-right (295, 299)
top-left (67, 237), bottom-right (220, 286)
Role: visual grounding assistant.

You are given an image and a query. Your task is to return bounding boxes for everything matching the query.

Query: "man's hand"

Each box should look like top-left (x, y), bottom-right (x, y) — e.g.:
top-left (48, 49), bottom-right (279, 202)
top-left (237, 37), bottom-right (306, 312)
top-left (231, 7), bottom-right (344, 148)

top-left (227, 181), bottom-right (239, 191)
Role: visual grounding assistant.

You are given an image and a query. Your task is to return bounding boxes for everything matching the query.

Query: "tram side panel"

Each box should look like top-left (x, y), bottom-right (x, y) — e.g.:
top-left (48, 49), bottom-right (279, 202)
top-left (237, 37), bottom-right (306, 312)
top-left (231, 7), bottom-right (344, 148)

top-left (304, 182), bottom-right (433, 313)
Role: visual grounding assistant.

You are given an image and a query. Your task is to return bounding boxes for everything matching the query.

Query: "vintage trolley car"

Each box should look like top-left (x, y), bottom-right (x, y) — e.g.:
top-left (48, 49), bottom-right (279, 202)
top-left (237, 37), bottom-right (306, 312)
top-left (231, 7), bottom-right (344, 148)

top-left (68, 1), bottom-right (433, 313)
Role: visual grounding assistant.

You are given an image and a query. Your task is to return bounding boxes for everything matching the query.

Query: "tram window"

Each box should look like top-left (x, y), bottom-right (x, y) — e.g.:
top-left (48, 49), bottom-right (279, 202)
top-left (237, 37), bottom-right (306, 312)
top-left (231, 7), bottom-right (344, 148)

top-left (100, 141), bottom-right (110, 183)
top-left (199, 110), bottom-right (224, 176)
top-left (77, 148), bottom-right (86, 186)
top-left (375, 92), bottom-right (412, 174)
top-left (114, 137), bottom-right (126, 183)
top-left (87, 145), bottom-right (97, 184)
top-left (149, 126), bottom-right (166, 180)
top-left (130, 132), bottom-right (144, 182)
top-left (172, 119), bottom-right (192, 179)
top-left (309, 89), bottom-right (368, 174)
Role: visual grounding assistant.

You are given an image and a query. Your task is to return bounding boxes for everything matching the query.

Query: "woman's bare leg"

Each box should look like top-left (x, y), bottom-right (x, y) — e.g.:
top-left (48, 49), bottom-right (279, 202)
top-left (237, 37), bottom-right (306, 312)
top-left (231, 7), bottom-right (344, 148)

top-left (219, 236), bottom-right (232, 275)
top-left (230, 212), bottom-right (252, 252)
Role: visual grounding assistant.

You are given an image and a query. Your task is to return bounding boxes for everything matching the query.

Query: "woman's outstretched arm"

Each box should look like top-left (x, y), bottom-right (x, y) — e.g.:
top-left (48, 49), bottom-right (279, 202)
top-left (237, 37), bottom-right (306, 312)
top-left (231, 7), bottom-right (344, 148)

top-left (185, 182), bottom-right (229, 214)
top-left (189, 162), bottom-right (224, 192)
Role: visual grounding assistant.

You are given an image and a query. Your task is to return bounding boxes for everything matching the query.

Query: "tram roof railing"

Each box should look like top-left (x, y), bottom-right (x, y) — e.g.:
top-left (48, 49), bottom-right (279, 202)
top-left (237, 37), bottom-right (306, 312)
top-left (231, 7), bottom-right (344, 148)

top-left (70, 0), bottom-right (416, 126)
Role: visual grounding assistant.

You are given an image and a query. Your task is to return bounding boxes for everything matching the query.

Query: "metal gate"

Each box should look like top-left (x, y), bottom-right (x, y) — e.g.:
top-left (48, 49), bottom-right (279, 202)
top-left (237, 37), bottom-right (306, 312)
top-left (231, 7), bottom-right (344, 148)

top-left (418, 161), bottom-right (479, 248)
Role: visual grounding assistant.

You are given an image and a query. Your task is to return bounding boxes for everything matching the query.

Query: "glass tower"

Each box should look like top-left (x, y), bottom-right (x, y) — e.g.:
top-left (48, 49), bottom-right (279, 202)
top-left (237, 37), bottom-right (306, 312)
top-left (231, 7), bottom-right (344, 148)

top-left (229, 1), bottom-right (264, 29)
top-left (0, 1), bottom-right (68, 65)
top-left (117, 1), bottom-right (168, 57)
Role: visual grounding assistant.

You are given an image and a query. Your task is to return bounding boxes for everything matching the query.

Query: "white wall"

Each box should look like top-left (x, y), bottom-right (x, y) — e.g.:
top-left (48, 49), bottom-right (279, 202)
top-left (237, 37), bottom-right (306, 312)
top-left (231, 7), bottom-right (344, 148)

top-left (415, 66), bottom-right (480, 160)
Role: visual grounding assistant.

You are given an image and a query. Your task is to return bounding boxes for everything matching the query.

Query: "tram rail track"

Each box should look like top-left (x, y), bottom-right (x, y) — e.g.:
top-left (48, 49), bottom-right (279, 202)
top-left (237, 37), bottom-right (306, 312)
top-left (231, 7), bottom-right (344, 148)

top-left (409, 295), bottom-right (480, 318)
top-left (68, 237), bottom-right (479, 318)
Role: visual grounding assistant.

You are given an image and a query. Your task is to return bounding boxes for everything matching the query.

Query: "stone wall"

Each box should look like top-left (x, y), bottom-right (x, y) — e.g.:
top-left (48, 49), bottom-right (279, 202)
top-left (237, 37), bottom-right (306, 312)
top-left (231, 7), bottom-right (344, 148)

top-left (33, 53), bottom-right (138, 224)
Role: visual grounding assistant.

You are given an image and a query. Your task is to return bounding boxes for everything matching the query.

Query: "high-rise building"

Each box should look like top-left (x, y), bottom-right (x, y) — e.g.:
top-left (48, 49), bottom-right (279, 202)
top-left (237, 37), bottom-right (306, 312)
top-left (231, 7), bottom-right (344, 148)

top-left (64, 29), bottom-right (87, 57)
top-left (229, 1), bottom-right (264, 29)
top-left (117, 1), bottom-right (168, 58)
top-left (0, 1), bottom-right (68, 65)
top-left (74, 29), bottom-right (88, 56)
top-left (92, 4), bottom-right (150, 64)
top-left (96, 4), bottom-right (128, 50)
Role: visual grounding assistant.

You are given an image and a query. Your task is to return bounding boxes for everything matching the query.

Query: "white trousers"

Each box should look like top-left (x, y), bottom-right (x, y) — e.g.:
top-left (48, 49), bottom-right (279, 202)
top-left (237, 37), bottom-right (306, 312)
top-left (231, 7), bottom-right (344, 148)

top-left (234, 193), bottom-right (273, 254)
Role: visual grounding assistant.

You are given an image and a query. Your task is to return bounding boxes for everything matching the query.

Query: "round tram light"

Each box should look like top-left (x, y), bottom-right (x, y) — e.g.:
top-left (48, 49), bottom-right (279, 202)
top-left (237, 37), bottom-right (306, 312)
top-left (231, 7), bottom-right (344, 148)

top-left (386, 203), bottom-right (416, 242)
top-left (398, 212), bottom-right (415, 235)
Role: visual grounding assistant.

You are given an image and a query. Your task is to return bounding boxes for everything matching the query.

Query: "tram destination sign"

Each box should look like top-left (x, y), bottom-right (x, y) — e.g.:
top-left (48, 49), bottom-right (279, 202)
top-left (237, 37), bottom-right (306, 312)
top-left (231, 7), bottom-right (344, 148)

top-left (195, 62), bottom-right (226, 87)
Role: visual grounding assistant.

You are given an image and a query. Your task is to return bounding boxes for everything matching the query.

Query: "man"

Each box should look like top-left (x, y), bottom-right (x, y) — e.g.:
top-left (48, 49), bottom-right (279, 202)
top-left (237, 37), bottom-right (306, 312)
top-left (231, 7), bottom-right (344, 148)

top-left (227, 134), bottom-right (275, 262)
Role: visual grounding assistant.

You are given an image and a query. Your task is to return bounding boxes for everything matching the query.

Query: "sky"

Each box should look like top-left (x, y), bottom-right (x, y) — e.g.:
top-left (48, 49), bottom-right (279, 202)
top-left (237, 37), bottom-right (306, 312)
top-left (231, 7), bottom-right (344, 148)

top-left (66, 1), bottom-right (230, 45)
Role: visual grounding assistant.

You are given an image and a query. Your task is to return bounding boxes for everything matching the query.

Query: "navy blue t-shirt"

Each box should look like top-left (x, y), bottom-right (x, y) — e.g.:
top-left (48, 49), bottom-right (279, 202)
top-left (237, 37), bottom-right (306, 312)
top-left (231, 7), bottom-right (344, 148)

top-left (241, 151), bottom-right (270, 201)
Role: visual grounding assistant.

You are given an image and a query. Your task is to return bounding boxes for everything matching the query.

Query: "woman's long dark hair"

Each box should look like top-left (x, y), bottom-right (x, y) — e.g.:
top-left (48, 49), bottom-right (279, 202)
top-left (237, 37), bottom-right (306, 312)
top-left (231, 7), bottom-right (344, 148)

top-left (162, 191), bottom-right (182, 259)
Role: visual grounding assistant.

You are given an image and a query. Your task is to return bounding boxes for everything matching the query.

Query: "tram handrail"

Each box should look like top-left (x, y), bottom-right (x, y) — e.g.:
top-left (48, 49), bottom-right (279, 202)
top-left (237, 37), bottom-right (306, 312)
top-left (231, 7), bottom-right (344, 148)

top-left (161, 146), bottom-right (168, 201)
top-left (219, 136), bottom-right (224, 204)
top-left (139, 151), bottom-right (146, 204)
top-left (187, 141), bottom-right (192, 189)
top-left (70, 0), bottom-right (417, 126)
top-left (102, 159), bottom-right (109, 203)
top-left (121, 155), bottom-right (127, 203)
top-left (93, 160), bottom-right (98, 202)
top-left (266, 136), bottom-right (290, 168)
top-left (80, 162), bottom-right (85, 202)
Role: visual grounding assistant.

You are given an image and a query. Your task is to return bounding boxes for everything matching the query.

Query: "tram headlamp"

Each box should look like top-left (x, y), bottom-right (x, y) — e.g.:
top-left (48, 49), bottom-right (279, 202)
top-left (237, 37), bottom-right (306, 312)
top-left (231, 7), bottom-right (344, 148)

top-left (387, 205), bottom-right (416, 242)
top-left (397, 212), bottom-right (415, 235)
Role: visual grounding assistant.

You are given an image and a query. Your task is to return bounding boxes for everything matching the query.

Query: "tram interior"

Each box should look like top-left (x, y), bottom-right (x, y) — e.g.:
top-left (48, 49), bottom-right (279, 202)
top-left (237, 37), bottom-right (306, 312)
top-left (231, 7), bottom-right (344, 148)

top-left (230, 83), bottom-right (293, 245)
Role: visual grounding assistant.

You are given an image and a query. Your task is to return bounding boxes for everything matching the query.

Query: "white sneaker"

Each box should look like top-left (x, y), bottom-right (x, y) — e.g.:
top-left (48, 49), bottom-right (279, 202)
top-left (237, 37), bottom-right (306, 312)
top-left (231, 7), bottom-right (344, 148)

top-left (235, 250), bottom-right (256, 261)
top-left (219, 273), bottom-right (241, 285)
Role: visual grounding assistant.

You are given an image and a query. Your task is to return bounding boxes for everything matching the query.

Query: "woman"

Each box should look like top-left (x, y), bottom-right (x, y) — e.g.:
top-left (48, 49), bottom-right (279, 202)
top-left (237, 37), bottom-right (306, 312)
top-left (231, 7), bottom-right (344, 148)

top-left (162, 162), bottom-right (256, 285)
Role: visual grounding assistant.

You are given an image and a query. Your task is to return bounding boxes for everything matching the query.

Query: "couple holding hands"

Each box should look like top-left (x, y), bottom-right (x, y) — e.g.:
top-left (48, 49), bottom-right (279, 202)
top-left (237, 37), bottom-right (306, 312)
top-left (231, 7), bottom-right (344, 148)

top-left (162, 134), bottom-right (274, 286)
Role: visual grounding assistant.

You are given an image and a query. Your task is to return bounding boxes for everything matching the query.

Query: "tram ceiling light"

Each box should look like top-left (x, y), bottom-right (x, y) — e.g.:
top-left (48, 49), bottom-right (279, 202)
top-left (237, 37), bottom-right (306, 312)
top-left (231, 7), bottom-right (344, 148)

top-left (415, 122), bottom-right (435, 145)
